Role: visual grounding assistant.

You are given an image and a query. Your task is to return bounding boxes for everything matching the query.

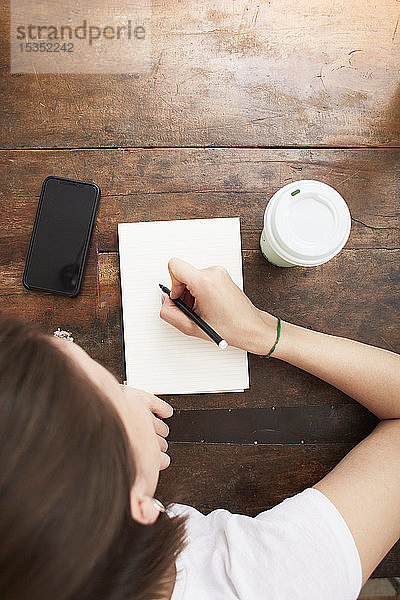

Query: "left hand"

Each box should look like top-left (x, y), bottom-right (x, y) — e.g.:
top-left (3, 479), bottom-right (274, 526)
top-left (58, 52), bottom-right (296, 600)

top-left (120, 384), bottom-right (173, 470)
top-left (145, 393), bottom-right (174, 470)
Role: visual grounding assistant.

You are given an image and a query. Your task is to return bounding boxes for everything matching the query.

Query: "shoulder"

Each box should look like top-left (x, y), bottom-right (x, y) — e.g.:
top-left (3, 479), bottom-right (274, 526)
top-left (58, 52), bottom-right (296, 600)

top-left (168, 489), bottom-right (362, 600)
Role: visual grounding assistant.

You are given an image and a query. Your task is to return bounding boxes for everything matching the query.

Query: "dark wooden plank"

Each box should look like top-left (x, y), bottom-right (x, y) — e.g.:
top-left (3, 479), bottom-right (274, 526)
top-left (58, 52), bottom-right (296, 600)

top-left (1, 1), bottom-right (399, 148)
top-left (0, 148), bottom-right (399, 255)
top-left (168, 405), bottom-right (378, 444)
top-left (157, 442), bottom-right (400, 577)
top-left (158, 442), bottom-right (353, 515)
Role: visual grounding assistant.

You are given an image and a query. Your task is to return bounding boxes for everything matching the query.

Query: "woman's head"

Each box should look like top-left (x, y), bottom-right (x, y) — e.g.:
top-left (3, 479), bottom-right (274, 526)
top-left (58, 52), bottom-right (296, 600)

top-left (51, 333), bottom-right (172, 524)
top-left (0, 315), bottom-right (187, 600)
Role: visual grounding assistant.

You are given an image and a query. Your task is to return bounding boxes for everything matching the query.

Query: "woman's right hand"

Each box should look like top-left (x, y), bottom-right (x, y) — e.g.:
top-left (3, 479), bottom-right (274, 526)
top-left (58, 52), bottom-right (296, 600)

top-left (159, 257), bottom-right (279, 354)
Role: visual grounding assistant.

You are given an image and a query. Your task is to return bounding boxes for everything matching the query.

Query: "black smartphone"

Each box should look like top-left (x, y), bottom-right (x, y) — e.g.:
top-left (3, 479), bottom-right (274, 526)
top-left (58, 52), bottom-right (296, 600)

top-left (23, 176), bottom-right (101, 297)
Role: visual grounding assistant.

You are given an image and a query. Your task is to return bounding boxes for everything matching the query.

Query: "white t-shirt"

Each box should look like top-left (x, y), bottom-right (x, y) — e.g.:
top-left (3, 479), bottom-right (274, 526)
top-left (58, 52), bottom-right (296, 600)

top-left (167, 487), bottom-right (362, 600)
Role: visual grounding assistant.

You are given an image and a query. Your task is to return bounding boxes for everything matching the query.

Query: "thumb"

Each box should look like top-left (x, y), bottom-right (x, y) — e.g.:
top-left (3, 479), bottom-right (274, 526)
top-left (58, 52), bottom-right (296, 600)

top-left (168, 257), bottom-right (199, 300)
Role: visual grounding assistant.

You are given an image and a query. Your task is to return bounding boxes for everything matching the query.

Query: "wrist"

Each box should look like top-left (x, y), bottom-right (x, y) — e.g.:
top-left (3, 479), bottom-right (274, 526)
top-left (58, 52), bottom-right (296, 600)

top-left (248, 310), bottom-right (283, 356)
top-left (254, 311), bottom-right (299, 360)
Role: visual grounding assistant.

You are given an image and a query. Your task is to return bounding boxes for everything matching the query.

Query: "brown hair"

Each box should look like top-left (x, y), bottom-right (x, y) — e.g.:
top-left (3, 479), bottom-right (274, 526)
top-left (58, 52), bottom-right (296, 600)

top-left (0, 315), bottom-right (187, 600)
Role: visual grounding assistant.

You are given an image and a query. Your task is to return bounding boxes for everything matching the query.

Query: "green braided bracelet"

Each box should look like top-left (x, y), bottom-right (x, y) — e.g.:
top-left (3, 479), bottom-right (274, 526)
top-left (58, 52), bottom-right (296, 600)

top-left (260, 317), bottom-right (281, 358)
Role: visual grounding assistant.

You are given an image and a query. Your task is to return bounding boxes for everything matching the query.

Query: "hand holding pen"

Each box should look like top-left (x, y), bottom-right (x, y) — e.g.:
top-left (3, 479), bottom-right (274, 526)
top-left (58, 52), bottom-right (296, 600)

top-left (159, 284), bottom-right (228, 349)
top-left (159, 257), bottom-right (279, 355)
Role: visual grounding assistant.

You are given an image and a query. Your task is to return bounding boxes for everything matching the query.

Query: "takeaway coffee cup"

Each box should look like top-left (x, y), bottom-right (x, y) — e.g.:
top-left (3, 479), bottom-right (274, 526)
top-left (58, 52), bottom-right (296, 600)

top-left (260, 180), bottom-right (351, 267)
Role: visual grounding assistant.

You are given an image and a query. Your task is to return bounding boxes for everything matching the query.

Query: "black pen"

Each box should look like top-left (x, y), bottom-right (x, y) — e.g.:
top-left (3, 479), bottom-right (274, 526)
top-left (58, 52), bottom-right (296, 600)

top-left (159, 284), bottom-right (228, 350)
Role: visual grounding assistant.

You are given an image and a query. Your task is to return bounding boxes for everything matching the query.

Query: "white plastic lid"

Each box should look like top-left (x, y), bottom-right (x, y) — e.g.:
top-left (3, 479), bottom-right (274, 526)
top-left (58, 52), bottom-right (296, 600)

top-left (265, 180), bottom-right (351, 266)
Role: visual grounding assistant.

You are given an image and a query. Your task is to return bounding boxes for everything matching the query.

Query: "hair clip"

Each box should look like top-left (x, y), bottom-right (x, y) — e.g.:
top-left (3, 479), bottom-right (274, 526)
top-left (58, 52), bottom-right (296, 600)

top-left (53, 328), bottom-right (74, 342)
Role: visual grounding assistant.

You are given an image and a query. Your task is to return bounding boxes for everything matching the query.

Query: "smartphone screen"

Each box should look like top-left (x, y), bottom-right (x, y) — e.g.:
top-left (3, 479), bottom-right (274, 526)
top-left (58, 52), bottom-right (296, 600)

top-left (23, 176), bottom-right (100, 297)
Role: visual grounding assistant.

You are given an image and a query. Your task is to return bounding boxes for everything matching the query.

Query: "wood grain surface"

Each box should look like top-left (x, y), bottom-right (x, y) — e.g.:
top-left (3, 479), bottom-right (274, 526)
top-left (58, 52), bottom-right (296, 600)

top-left (0, 150), bottom-right (399, 578)
top-left (1, 149), bottom-right (399, 407)
top-left (1, 0), bottom-right (400, 582)
top-left (1, 148), bottom-right (399, 252)
top-left (1, 0), bottom-right (399, 148)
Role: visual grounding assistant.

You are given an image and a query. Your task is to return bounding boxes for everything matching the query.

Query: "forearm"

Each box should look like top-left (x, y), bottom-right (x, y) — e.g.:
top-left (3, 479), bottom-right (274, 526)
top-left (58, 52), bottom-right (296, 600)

top-left (262, 317), bottom-right (400, 420)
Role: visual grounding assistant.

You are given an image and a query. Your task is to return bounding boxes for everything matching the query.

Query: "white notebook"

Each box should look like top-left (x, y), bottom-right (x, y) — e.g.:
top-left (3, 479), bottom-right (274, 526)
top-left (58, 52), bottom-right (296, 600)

top-left (117, 218), bottom-right (249, 395)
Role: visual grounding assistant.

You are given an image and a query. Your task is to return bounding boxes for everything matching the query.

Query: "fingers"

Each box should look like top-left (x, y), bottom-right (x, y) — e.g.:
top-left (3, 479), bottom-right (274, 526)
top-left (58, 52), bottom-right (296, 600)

top-left (154, 414), bottom-right (171, 471)
top-left (154, 415), bottom-right (170, 471)
top-left (156, 433), bottom-right (168, 453)
top-left (149, 393), bottom-right (173, 419)
top-left (119, 386), bottom-right (172, 471)
top-left (181, 287), bottom-right (195, 309)
top-left (160, 295), bottom-right (208, 340)
top-left (153, 414), bottom-right (169, 437)
top-left (168, 257), bottom-right (199, 300)
top-left (159, 452), bottom-right (171, 470)
top-left (160, 295), bottom-right (192, 331)
top-left (120, 385), bottom-right (173, 419)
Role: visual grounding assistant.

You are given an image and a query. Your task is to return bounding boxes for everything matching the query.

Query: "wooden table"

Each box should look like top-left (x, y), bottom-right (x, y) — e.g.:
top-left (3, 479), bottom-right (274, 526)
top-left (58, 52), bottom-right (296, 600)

top-left (1, 0), bottom-right (399, 578)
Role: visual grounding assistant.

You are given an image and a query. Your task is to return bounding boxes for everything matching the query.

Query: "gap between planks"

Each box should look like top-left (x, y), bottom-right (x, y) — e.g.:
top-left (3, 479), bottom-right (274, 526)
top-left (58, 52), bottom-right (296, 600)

top-left (0, 145), bottom-right (400, 152)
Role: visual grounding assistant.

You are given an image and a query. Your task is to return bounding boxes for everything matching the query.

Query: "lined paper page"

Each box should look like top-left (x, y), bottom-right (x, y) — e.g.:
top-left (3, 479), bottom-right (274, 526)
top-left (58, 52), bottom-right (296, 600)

top-left (118, 218), bottom-right (249, 395)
